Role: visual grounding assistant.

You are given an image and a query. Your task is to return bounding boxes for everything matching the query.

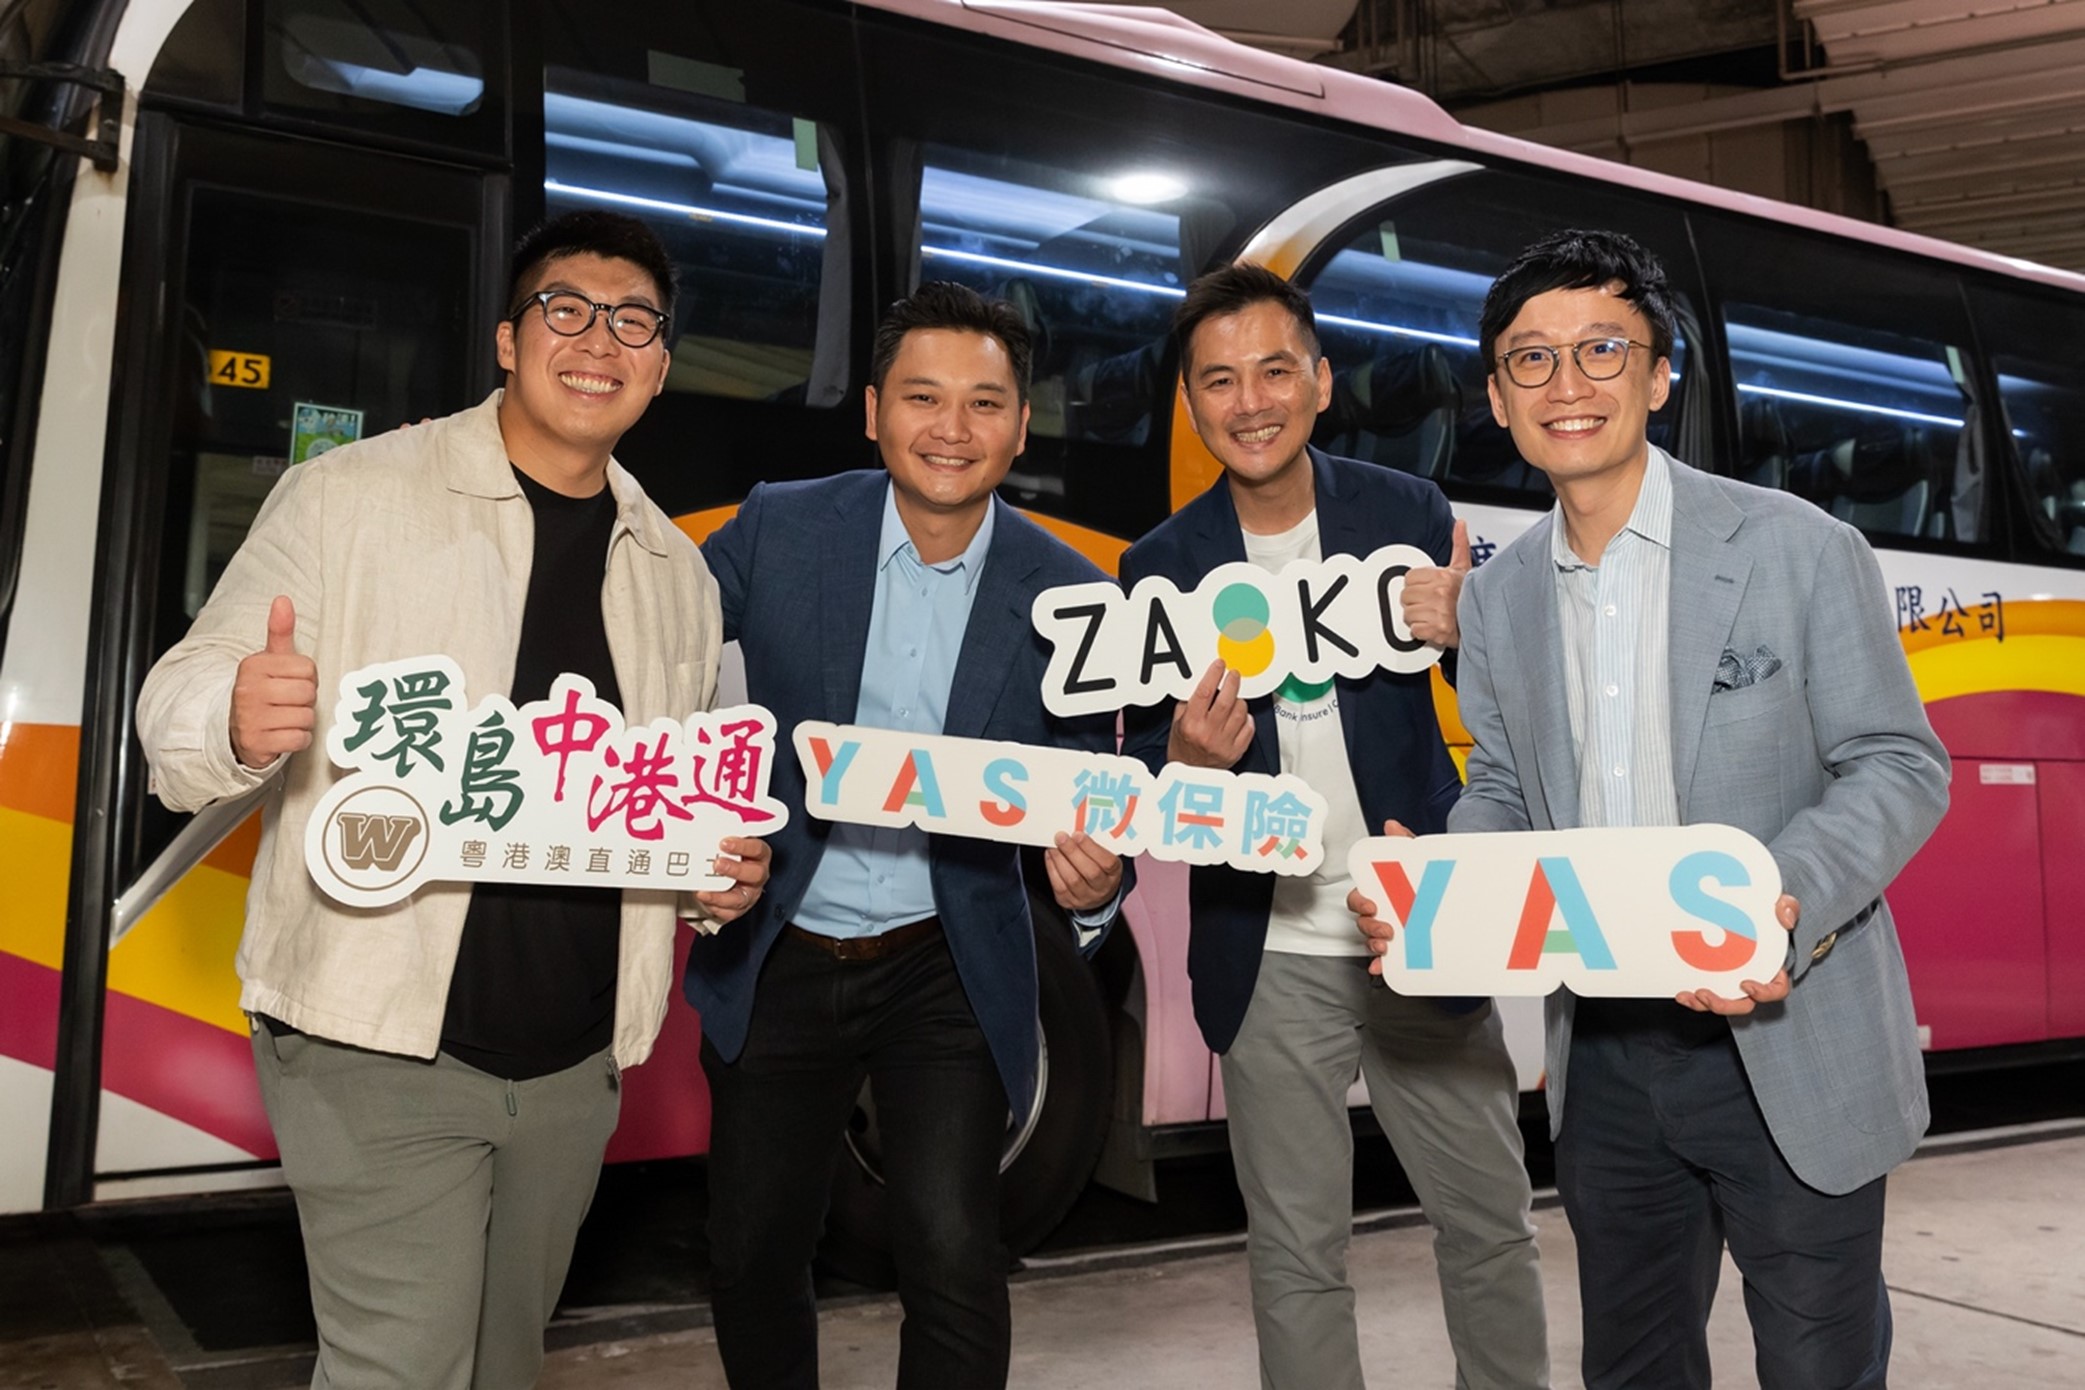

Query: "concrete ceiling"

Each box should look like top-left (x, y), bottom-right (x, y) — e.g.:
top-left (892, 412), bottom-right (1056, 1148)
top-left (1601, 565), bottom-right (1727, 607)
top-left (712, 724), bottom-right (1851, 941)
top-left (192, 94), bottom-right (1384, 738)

top-left (1113, 1), bottom-right (2085, 272)
top-left (1796, 0), bottom-right (2085, 271)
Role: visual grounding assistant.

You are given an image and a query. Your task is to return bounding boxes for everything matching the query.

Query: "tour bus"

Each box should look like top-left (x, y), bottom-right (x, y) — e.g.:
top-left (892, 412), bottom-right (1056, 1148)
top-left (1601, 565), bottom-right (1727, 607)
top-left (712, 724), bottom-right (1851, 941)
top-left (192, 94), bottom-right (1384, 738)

top-left (4, 0), bottom-right (2082, 1270)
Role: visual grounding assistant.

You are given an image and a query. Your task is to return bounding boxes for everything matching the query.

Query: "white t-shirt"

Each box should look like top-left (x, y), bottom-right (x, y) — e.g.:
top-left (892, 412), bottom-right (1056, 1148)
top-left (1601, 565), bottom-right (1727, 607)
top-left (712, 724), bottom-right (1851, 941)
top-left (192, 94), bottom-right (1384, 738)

top-left (1240, 514), bottom-right (1372, 956)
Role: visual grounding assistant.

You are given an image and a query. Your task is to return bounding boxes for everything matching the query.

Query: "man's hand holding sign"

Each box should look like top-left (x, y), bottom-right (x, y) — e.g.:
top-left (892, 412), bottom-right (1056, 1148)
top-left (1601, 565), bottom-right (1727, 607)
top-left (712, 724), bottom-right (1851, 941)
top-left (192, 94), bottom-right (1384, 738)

top-left (1344, 822), bottom-right (1791, 1003)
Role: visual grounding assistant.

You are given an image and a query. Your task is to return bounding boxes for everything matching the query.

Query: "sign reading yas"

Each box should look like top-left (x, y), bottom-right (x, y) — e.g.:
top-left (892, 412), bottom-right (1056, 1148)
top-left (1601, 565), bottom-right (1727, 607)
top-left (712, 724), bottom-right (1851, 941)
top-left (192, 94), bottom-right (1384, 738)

top-left (1346, 825), bottom-right (1785, 997)
top-left (1032, 544), bottom-right (1444, 717)
top-left (794, 721), bottom-right (1329, 876)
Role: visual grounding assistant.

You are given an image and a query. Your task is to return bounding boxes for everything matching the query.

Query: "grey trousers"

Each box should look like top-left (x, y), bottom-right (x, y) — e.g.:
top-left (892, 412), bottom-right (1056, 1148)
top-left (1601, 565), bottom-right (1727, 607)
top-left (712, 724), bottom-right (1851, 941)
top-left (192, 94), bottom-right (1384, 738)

top-left (1220, 952), bottom-right (1549, 1390)
top-left (250, 1025), bottom-right (622, 1390)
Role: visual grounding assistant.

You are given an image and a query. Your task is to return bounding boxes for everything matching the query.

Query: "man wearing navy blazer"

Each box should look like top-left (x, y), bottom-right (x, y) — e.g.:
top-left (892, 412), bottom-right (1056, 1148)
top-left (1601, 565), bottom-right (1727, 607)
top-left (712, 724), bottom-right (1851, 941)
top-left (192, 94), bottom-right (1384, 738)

top-left (691, 282), bottom-right (1127, 1390)
top-left (1121, 264), bottom-right (1547, 1390)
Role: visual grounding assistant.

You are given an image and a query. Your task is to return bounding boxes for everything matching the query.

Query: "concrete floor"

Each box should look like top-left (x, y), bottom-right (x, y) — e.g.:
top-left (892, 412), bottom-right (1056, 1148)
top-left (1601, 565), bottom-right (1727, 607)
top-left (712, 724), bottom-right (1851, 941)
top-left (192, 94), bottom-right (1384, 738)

top-left (536, 1131), bottom-right (2085, 1390)
top-left (6, 1130), bottom-right (2081, 1388)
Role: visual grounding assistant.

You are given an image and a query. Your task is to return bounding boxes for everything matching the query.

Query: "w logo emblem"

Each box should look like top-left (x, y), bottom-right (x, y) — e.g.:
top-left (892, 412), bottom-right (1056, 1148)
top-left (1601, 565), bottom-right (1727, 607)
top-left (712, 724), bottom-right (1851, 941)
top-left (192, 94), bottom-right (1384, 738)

top-left (335, 813), bottom-right (423, 871)
top-left (317, 786), bottom-right (430, 899)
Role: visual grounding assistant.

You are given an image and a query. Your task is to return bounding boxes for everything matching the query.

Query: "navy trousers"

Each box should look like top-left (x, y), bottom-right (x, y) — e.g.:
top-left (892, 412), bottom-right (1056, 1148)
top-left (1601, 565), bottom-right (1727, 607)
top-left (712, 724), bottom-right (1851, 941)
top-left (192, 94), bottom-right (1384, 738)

top-left (1556, 1001), bottom-right (1892, 1390)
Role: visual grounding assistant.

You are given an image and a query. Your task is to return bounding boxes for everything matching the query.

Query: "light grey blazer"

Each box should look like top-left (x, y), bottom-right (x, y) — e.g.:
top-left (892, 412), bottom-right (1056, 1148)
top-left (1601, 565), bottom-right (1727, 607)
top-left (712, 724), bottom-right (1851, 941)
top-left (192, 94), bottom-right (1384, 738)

top-left (1448, 448), bottom-right (1950, 1195)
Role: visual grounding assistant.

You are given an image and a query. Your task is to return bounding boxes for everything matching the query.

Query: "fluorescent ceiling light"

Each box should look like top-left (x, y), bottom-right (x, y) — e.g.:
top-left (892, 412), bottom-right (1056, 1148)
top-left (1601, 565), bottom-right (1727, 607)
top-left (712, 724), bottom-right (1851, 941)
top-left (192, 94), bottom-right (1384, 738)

top-left (1110, 172), bottom-right (1188, 205)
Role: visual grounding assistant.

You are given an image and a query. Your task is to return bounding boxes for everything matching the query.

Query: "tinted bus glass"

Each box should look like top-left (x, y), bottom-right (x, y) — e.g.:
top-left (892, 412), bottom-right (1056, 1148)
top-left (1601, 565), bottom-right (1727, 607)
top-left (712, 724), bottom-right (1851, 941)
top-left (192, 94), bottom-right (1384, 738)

top-left (1304, 170), bottom-right (1698, 506)
top-left (260, 0), bottom-right (506, 156)
top-left (1699, 219), bottom-right (1987, 547)
top-left (1971, 284), bottom-right (2085, 561)
top-left (859, 12), bottom-right (1422, 543)
top-left (544, 66), bottom-right (844, 406)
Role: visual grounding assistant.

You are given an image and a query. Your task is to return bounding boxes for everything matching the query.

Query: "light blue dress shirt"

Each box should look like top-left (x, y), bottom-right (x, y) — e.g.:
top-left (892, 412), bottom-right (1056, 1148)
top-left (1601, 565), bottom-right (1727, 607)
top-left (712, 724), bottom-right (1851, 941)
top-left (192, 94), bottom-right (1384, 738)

top-left (1551, 445), bottom-right (1678, 830)
top-left (794, 488), bottom-right (994, 938)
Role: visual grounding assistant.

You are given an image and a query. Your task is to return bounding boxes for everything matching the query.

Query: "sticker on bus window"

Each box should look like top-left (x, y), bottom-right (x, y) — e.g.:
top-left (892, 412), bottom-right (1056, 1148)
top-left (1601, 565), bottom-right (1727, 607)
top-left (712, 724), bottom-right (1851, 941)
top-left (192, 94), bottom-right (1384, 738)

top-left (289, 402), bottom-right (365, 465)
top-left (304, 657), bottom-right (789, 908)
top-left (1032, 544), bottom-right (1445, 717)
top-left (1349, 825), bottom-right (1786, 998)
top-left (207, 349), bottom-right (271, 390)
top-left (793, 721), bottom-right (1327, 875)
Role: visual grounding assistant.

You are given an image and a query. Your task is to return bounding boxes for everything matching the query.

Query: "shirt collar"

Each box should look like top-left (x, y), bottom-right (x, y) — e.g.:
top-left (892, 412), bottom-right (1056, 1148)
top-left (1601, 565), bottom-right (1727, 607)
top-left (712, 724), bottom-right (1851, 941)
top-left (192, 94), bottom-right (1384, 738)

top-left (1550, 444), bottom-right (1673, 572)
top-left (877, 484), bottom-right (996, 593)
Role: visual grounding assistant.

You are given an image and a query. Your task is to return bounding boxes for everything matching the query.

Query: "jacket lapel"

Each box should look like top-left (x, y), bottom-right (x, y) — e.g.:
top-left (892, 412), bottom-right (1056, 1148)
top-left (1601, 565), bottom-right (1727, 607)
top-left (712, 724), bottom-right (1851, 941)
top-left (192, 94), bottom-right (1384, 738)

top-left (944, 498), bottom-right (1041, 740)
top-left (820, 480), bottom-right (881, 723)
top-left (1309, 450), bottom-right (1379, 776)
top-left (1505, 513), bottom-right (1581, 830)
top-left (1665, 460), bottom-right (1751, 813)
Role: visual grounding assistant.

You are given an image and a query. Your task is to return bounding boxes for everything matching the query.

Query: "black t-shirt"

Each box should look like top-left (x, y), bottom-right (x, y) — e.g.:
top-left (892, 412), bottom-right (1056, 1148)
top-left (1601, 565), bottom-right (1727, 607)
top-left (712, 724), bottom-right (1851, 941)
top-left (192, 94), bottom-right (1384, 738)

top-left (440, 466), bottom-right (624, 1080)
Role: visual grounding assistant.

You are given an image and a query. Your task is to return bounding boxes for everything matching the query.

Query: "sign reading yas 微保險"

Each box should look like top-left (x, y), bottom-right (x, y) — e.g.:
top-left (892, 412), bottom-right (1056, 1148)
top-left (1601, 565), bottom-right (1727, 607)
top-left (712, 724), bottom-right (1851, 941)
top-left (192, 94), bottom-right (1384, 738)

top-left (1032, 545), bottom-right (1443, 717)
top-left (794, 722), bottom-right (1328, 876)
top-left (1348, 826), bottom-right (1785, 997)
top-left (304, 656), bottom-right (788, 908)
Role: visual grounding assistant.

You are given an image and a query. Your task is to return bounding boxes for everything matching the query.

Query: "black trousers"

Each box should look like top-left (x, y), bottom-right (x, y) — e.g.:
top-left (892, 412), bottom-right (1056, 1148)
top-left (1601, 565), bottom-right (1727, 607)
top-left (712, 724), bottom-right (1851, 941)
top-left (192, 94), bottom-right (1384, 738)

top-left (702, 929), bottom-right (1012, 1390)
top-left (1556, 1002), bottom-right (1892, 1390)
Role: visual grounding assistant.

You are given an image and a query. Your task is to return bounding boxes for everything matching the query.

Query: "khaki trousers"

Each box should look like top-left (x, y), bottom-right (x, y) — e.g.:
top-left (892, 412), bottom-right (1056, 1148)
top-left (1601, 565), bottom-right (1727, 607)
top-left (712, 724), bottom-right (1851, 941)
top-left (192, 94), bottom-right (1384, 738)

top-left (251, 1025), bottom-right (622, 1390)
top-left (1221, 952), bottom-right (1550, 1390)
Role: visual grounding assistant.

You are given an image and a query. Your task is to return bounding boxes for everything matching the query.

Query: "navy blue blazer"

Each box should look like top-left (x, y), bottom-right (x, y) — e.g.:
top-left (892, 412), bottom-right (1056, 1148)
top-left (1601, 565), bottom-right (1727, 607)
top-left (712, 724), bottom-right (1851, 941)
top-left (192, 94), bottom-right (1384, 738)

top-left (1120, 448), bottom-right (1465, 1054)
top-left (690, 471), bottom-right (1125, 1117)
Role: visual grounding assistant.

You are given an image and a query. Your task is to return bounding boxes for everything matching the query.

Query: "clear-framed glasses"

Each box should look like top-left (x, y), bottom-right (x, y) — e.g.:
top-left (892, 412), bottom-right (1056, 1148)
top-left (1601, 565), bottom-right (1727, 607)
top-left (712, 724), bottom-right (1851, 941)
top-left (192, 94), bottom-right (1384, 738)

top-left (1496, 336), bottom-right (1652, 389)
top-left (517, 290), bottom-right (670, 349)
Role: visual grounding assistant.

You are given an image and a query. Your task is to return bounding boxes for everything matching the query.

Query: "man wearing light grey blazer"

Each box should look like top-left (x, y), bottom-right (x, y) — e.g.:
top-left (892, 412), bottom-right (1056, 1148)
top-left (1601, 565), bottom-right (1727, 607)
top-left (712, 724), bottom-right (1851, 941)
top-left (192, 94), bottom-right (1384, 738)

top-left (1355, 230), bottom-right (1949, 1390)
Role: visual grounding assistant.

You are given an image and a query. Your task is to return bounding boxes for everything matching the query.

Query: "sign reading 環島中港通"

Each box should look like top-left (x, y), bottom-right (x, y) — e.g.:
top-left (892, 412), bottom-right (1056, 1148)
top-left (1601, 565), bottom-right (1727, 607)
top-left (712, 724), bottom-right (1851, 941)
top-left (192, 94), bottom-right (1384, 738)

top-left (1032, 544), bottom-right (1443, 717)
top-left (304, 656), bottom-right (788, 909)
top-left (794, 722), bottom-right (1328, 876)
top-left (1348, 825), bottom-right (1786, 998)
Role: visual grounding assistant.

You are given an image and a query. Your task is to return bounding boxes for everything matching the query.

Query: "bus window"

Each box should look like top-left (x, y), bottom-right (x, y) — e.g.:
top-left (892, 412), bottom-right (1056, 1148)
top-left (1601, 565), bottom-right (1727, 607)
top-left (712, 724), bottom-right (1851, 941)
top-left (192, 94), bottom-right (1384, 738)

top-left (259, 0), bottom-right (506, 156)
top-left (1301, 172), bottom-right (1698, 508)
top-left (1970, 286), bottom-right (2085, 561)
top-left (913, 144), bottom-right (1188, 456)
top-left (544, 67), bottom-right (846, 407)
top-left (1699, 221), bottom-right (1987, 546)
top-left (1722, 306), bottom-right (1981, 544)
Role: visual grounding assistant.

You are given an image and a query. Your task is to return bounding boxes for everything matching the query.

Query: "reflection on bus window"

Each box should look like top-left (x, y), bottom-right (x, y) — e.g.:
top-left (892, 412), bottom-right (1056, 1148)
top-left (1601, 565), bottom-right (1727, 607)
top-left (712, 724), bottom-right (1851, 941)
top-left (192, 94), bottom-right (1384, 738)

top-left (544, 67), bottom-right (843, 406)
top-left (916, 147), bottom-right (1194, 466)
top-left (1306, 221), bottom-right (1688, 502)
top-left (1997, 363), bottom-right (2085, 556)
top-left (276, 1), bottom-right (485, 115)
top-left (1724, 306), bottom-right (1980, 543)
top-left (260, 0), bottom-right (504, 154)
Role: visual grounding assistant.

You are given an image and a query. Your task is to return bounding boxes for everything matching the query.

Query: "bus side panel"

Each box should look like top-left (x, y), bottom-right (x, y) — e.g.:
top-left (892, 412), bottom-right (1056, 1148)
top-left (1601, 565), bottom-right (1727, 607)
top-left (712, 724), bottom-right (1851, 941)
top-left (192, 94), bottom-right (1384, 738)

top-left (0, 722), bottom-right (80, 1211)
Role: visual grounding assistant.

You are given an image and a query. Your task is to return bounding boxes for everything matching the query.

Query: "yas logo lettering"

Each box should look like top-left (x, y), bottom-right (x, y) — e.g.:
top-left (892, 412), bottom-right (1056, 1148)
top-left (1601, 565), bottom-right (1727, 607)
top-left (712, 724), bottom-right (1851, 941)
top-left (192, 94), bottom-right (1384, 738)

top-left (1349, 826), bottom-right (1781, 998)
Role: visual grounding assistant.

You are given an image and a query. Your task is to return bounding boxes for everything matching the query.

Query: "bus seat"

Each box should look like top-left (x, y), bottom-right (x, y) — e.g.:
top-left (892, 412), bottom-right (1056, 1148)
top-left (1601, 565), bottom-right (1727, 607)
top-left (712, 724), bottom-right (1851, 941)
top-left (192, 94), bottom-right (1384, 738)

top-left (1828, 422), bottom-right (1930, 537)
top-left (1735, 395), bottom-right (1789, 491)
top-left (1322, 344), bottom-right (1461, 479)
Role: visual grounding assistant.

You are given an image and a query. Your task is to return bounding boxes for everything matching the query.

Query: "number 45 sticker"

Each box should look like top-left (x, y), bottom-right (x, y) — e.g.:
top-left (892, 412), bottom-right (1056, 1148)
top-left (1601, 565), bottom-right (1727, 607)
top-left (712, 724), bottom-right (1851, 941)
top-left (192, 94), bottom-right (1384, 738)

top-left (208, 349), bottom-right (271, 389)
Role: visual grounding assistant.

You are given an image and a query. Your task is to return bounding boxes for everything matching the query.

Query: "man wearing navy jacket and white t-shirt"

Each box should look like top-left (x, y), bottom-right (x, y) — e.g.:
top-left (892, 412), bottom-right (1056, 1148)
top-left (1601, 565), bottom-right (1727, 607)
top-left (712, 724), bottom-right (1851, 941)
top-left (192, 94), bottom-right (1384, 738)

top-left (1121, 263), bottom-right (1547, 1390)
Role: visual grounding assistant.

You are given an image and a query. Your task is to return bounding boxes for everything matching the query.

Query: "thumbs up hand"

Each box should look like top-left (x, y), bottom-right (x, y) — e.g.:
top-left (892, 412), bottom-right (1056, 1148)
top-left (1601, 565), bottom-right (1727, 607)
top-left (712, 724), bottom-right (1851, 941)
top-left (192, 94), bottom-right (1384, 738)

top-left (1399, 518), bottom-right (1473, 650)
top-left (230, 595), bottom-right (318, 769)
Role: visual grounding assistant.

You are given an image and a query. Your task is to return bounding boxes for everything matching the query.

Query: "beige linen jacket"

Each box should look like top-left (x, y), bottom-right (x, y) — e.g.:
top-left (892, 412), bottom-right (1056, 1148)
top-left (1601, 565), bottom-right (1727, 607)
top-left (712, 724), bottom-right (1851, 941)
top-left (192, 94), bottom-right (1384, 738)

top-left (136, 392), bottom-right (721, 1067)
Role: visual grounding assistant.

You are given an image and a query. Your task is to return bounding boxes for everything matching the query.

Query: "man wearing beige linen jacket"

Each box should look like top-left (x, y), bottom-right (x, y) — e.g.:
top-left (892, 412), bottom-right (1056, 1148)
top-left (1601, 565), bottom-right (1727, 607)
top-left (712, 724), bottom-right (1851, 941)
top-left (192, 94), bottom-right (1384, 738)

top-left (136, 211), bottom-right (769, 1390)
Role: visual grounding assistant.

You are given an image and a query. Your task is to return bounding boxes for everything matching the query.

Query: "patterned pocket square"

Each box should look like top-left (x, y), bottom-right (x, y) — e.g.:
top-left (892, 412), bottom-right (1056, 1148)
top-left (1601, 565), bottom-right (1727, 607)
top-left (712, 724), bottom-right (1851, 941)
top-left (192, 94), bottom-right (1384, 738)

top-left (1714, 644), bottom-right (1782, 692)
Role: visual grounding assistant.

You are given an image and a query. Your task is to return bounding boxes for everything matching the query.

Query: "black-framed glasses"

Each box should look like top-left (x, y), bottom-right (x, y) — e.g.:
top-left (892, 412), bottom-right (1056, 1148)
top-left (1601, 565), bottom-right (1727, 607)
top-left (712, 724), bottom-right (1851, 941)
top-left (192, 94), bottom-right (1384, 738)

top-left (516, 290), bottom-right (670, 349)
top-left (1496, 336), bottom-right (1653, 388)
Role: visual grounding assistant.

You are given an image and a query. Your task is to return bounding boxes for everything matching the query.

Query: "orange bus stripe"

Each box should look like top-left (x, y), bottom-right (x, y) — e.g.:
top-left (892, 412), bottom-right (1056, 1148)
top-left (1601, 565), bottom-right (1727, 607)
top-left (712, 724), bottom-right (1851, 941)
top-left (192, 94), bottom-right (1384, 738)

top-left (0, 722), bottom-right (79, 824)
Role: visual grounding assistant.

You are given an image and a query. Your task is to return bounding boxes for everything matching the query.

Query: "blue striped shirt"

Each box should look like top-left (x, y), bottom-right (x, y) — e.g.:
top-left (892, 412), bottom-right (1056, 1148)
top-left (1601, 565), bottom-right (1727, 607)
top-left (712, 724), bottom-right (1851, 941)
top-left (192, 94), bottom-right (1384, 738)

top-left (1552, 447), bottom-right (1679, 830)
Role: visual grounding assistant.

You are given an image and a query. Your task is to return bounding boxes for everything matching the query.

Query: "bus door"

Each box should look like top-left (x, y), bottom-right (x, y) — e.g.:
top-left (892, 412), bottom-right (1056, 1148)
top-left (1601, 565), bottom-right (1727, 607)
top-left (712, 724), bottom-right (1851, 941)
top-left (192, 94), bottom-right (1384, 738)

top-left (46, 114), bottom-right (501, 1207)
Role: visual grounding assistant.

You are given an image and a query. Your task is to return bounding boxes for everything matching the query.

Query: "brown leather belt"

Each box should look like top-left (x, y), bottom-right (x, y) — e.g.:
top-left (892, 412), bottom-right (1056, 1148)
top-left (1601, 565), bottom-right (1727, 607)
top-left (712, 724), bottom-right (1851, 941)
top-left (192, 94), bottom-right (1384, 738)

top-left (784, 916), bottom-right (941, 962)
